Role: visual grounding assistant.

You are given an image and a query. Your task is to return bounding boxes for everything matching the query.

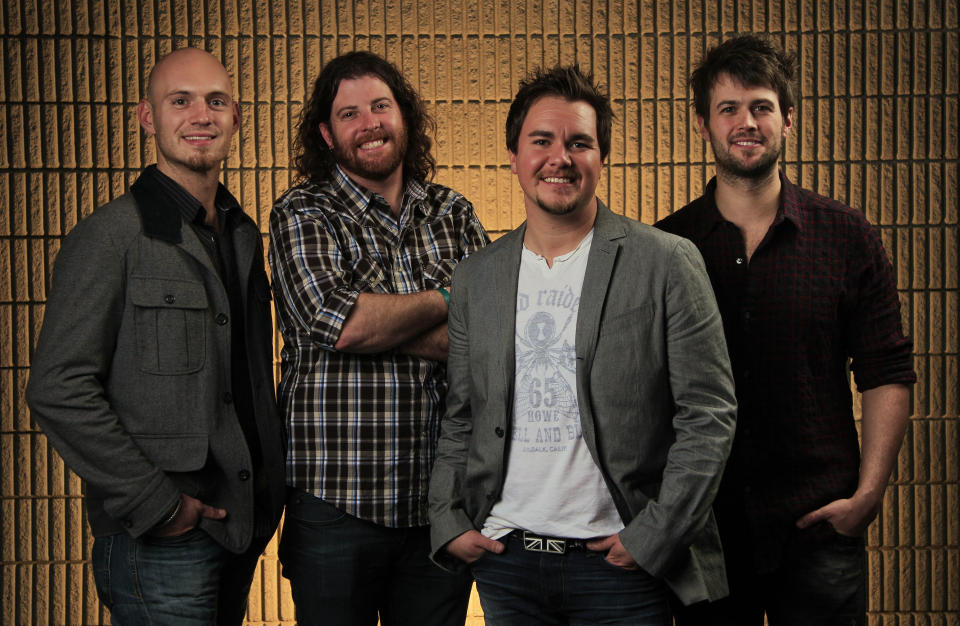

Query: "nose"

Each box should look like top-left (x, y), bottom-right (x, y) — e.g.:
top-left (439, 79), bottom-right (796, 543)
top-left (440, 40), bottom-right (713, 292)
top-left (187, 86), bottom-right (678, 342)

top-left (547, 143), bottom-right (572, 167)
top-left (359, 109), bottom-right (381, 131)
top-left (736, 108), bottom-right (758, 130)
top-left (188, 100), bottom-right (212, 125)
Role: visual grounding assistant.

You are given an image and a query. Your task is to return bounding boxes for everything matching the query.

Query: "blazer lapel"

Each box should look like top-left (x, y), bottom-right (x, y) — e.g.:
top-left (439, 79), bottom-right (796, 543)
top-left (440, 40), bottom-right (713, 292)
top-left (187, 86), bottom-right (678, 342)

top-left (492, 224), bottom-right (525, 417)
top-left (576, 202), bottom-right (623, 374)
top-left (575, 202), bottom-right (623, 451)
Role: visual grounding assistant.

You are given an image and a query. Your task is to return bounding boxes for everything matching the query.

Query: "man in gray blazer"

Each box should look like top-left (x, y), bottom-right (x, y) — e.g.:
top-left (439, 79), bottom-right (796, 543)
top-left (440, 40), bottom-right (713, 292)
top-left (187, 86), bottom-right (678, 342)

top-left (26, 48), bottom-right (285, 625)
top-left (428, 66), bottom-right (737, 623)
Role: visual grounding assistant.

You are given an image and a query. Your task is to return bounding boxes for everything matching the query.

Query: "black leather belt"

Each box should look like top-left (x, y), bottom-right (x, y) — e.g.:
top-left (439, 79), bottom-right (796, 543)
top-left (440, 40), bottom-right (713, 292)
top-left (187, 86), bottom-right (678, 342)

top-left (515, 530), bottom-right (590, 554)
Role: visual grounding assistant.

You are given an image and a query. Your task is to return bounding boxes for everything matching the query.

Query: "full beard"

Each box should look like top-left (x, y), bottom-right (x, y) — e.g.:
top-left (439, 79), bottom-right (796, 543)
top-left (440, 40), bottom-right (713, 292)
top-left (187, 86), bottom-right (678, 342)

top-left (332, 130), bottom-right (408, 182)
top-left (713, 136), bottom-right (782, 180)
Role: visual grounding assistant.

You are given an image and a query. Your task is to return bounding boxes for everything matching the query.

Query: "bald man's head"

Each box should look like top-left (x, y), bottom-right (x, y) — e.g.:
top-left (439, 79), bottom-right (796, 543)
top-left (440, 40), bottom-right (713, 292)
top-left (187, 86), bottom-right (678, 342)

top-left (137, 47), bottom-right (240, 179)
top-left (145, 48), bottom-right (233, 104)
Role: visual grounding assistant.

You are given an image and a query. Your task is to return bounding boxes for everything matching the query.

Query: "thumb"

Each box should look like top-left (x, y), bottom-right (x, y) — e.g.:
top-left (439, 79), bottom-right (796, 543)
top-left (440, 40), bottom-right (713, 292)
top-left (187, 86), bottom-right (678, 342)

top-left (796, 506), bottom-right (828, 529)
top-left (586, 535), bottom-right (615, 551)
top-left (200, 503), bottom-right (228, 520)
top-left (483, 536), bottom-right (506, 554)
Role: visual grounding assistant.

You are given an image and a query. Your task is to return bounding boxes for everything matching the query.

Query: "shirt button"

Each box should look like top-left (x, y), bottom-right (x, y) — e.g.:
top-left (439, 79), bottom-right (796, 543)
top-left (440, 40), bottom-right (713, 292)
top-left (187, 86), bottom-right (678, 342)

top-left (735, 257), bottom-right (744, 265)
top-left (223, 392), bottom-right (233, 404)
top-left (216, 313), bottom-right (228, 325)
top-left (238, 469), bottom-right (251, 481)
top-left (495, 427), bottom-right (505, 437)
top-left (164, 294), bottom-right (176, 304)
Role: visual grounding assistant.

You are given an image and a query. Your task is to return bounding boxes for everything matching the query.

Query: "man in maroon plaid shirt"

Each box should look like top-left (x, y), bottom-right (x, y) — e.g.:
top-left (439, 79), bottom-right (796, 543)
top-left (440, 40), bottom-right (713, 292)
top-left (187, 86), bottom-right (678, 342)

top-left (657, 34), bottom-right (916, 626)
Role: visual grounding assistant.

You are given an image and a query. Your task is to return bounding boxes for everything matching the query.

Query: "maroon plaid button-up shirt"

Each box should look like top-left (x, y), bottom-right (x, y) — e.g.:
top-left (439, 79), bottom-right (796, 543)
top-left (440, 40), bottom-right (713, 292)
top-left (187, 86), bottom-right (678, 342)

top-left (656, 172), bottom-right (915, 571)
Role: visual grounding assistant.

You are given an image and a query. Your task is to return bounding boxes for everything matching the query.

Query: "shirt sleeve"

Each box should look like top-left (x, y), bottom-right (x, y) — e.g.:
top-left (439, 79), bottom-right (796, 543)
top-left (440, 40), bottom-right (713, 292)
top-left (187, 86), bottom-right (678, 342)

top-left (459, 201), bottom-right (491, 259)
top-left (268, 192), bottom-right (360, 349)
top-left (846, 216), bottom-right (916, 390)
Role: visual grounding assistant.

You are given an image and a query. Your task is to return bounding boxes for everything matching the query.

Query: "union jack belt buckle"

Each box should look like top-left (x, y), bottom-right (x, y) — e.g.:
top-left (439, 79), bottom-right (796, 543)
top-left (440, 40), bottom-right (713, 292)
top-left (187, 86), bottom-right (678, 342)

top-left (522, 531), bottom-right (567, 554)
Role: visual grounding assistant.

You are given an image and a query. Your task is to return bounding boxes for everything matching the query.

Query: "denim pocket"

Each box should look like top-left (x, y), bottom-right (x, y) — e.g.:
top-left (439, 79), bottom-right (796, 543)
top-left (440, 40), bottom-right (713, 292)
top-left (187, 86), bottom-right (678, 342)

top-left (287, 492), bottom-right (349, 527)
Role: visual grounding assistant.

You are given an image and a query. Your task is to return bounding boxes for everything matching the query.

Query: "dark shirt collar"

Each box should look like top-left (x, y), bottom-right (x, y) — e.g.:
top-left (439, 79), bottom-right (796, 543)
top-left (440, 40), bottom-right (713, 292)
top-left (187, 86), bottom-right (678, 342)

top-left (130, 165), bottom-right (241, 242)
top-left (691, 170), bottom-right (803, 241)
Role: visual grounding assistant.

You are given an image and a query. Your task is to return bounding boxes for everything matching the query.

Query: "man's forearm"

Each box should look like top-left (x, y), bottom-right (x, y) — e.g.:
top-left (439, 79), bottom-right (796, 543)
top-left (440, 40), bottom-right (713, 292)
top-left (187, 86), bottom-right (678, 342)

top-left (397, 322), bottom-right (448, 361)
top-left (335, 290), bottom-right (448, 353)
top-left (856, 383), bottom-right (910, 506)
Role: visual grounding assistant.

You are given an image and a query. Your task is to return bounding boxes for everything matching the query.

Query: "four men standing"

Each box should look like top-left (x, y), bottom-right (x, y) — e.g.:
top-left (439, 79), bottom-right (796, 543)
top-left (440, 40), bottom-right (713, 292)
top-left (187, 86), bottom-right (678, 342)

top-left (27, 36), bottom-right (913, 626)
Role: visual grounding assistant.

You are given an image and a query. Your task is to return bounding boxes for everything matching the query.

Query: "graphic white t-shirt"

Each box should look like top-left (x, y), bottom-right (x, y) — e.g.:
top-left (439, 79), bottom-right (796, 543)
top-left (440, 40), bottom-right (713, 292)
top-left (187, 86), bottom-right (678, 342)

top-left (482, 230), bottom-right (624, 539)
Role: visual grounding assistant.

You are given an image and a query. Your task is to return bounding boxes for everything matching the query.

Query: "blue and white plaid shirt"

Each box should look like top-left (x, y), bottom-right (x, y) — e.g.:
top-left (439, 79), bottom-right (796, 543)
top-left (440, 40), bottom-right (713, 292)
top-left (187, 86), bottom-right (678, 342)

top-left (269, 166), bottom-right (489, 527)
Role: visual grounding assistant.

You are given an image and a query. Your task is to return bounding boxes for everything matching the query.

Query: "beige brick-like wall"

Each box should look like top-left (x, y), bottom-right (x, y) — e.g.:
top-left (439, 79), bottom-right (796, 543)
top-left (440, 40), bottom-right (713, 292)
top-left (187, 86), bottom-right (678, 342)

top-left (1, 1), bottom-right (957, 624)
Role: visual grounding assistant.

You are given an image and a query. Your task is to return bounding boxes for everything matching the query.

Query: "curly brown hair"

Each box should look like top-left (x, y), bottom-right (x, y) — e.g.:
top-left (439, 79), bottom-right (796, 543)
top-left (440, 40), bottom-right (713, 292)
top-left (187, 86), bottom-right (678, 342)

top-left (294, 51), bottom-right (436, 183)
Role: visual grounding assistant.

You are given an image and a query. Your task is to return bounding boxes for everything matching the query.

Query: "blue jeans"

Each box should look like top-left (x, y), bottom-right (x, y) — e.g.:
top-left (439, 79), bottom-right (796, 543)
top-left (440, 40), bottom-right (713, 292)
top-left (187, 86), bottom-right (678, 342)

top-left (470, 532), bottom-right (672, 625)
top-left (91, 528), bottom-right (269, 626)
top-left (675, 527), bottom-right (866, 626)
top-left (279, 489), bottom-right (472, 626)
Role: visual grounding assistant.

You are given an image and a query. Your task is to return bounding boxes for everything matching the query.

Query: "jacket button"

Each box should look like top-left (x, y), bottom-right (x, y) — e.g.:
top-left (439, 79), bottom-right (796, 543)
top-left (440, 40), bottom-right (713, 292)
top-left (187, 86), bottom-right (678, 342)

top-left (238, 470), bottom-right (251, 481)
top-left (123, 519), bottom-right (133, 528)
top-left (216, 313), bottom-right (228, 325)
top-left (223, 392), bottom-right (233, 404)
top-left (164, 294), bottom-right (175, 304)
top-left (494, 427), bottom-right (504, 437)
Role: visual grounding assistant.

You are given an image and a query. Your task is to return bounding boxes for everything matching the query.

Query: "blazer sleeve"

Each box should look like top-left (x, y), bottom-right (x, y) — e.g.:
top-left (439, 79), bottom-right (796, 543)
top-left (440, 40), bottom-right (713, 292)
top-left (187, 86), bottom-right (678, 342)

top-left (427, 260), bottom-right (479, 568)
top-left (619, 238), bottom-right (737, 575)
top-left (26, 215), bottom-right (181, 537)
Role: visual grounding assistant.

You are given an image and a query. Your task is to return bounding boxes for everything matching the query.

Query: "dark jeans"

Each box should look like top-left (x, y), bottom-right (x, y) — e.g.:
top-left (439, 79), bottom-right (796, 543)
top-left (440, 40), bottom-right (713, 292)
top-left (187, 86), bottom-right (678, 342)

top-left (92, 528), bottom-right (269, 626)
top-left (279, 489), bottom-right (472, 626)
top-left (675, 529), bottom-right (866, 626)
top-left (470, 532), bottom-right (672, 625)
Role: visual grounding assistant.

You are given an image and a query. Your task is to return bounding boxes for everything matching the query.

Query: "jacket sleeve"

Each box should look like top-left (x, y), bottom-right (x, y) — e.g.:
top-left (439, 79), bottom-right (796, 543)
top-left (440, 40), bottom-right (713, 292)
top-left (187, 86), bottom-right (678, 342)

top-left (619, 238), bottom-right (737, 575)
top-left (26, 216), bottom-right (181, 537)
top-left (427, 260), bottom-right (479, 568)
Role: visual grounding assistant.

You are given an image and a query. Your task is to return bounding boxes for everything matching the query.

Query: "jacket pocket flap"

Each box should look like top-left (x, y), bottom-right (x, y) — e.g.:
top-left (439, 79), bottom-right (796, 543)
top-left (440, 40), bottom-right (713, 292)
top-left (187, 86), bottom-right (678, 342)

top-left (130, 277), bottom-right (208, 309)
top-left (132, 434), bottom-right (209, 472)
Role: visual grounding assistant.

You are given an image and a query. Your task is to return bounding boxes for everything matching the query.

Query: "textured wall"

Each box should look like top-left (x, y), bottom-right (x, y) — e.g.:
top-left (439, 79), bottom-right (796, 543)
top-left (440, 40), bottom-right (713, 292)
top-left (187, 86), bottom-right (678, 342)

top-left (1, 0), bottom-right (957, 624)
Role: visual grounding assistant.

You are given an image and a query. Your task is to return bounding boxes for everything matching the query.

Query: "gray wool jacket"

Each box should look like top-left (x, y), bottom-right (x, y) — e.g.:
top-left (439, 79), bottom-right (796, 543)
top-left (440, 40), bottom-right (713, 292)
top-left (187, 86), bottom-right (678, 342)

top-left (27, 175), bottom-right (285, 553)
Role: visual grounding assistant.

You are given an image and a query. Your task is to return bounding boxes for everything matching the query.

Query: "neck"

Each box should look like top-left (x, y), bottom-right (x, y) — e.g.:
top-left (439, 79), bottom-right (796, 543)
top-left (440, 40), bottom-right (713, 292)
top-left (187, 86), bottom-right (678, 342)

top-left (713, 165), bottom-right (782, 226)
top-left (523, 198), bottom-right (598, 268)
top-left (157, 160), bottom-right (222, 226)
top-left (343, 165), bottom-right (405, 216)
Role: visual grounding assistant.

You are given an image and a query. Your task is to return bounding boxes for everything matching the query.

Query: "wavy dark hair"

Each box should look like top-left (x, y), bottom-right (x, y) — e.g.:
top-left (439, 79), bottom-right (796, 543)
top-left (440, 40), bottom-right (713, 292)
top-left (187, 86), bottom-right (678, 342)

top-left (690, 34), bottom-right (797, 120)
top-left (505, 65), bottom-right (613, 162)
top-left (294, 51), bottom-right (436, 182)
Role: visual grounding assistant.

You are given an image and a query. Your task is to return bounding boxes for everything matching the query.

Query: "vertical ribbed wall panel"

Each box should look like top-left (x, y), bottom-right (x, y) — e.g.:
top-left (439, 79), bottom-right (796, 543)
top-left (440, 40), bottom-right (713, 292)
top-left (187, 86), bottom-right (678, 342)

top-left (1, 1), bottom-right (957, 624)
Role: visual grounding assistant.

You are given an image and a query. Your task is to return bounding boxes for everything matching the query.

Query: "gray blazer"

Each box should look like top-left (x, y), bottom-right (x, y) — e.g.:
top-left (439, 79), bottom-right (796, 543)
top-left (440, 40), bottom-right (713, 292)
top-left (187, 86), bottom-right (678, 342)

top-left (27, 183), bottom-right (285, 553)
top-left (428, 202), bottom-right (737, 605)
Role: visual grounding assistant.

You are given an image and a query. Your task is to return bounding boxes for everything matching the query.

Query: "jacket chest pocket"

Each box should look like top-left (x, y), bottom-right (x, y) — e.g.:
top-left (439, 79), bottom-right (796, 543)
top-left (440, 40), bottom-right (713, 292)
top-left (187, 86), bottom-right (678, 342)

top-left (130, 276), bottom-right (208, 374)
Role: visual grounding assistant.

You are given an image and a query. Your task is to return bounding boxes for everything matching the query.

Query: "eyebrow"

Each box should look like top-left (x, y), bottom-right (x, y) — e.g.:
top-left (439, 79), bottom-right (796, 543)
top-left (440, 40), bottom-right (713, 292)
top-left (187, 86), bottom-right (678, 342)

top-left (526, 129), bottom-right (596, 144)
top-left (334, 96), bottom-right (393, 117)
top-left (716, 97), bottom-right (775, 109)
top-left (164, 89), bottom-right (232, 100)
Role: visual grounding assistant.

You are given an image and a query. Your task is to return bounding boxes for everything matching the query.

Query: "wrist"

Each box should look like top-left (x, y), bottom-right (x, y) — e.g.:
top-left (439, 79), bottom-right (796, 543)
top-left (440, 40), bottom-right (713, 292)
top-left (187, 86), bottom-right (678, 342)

top-left (156, 497), bottom-right (182, 528)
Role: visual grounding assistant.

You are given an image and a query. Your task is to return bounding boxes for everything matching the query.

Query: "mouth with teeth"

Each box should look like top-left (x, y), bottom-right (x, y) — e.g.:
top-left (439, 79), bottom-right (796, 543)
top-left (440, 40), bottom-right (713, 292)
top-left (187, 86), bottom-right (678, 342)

top-left (730, 135), bottom-right (763, 148)
top-left (541, 175), bottom-right (576, 184)
top-left (183, 134), bottom-right (216, 145)
top-left (360, 138), bottom-right (386, 150)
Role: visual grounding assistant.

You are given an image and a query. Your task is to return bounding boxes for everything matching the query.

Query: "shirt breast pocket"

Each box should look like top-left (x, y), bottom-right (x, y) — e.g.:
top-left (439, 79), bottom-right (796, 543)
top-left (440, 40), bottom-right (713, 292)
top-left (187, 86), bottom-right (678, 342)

top-left (130, 276), bottom-right (208, 375)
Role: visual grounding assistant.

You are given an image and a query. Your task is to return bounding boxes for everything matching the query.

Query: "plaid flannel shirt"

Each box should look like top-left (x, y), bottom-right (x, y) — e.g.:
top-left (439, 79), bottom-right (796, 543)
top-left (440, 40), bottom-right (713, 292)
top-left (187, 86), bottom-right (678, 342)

top-left (269, 166), bottom-right (489, 527)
